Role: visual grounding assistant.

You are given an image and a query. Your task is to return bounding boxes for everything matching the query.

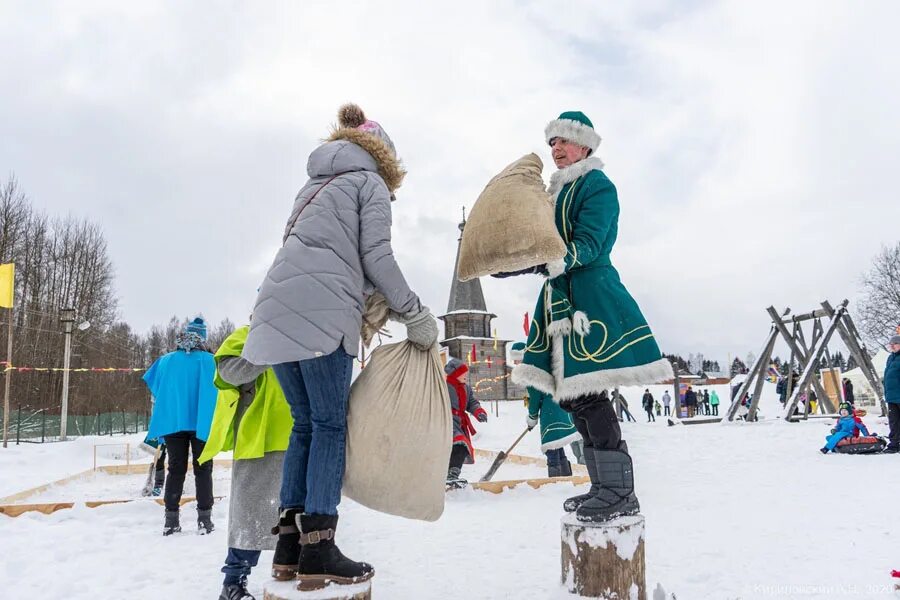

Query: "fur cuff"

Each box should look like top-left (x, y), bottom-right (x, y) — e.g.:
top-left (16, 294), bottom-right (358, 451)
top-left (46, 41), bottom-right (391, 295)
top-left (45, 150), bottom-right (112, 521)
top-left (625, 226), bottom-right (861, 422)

top-left (573, 311), bottom-right (591, 337)
top-left (511, 363), bottom-right (556, 396)
top-left (553, 358), bottom-right (675, 402)
top-left (546, 258), bottom-right (567, 279)
top-left (545, 119), bottom-right (601, 152)
top-left (546, 318), bottom-right (572, 338)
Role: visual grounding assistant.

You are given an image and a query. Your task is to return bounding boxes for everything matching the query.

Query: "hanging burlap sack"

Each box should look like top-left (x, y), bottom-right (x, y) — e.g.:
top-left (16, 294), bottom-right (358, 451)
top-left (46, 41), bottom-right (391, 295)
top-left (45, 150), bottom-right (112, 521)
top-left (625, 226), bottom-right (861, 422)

top-left (458, 153), bottom-right (566, 282)
top-left (343, 341), bottom-right (452, 521)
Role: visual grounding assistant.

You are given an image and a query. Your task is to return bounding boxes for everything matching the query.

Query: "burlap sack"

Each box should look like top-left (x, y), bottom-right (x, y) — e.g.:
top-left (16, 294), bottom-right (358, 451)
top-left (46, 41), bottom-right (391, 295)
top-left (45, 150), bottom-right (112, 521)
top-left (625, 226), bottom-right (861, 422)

top-left (343, 341), bottom-right (452, 521)
top-left (458, 153), bottom-right (566, 282)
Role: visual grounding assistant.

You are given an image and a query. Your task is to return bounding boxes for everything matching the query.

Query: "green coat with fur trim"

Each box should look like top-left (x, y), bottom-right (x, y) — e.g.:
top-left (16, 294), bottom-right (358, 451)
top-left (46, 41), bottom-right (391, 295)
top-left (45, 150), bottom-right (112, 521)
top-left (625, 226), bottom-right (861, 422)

top-left (527, 388), bottom-right (581, 451)
top-left (513, 157), bottom-right (671, 403)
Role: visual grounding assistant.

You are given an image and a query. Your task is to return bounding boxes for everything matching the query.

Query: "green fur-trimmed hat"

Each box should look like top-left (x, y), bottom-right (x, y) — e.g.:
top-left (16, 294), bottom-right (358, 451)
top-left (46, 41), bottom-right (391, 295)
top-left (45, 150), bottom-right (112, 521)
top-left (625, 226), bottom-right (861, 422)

top-left (545, 111), bottom-right (601, 153)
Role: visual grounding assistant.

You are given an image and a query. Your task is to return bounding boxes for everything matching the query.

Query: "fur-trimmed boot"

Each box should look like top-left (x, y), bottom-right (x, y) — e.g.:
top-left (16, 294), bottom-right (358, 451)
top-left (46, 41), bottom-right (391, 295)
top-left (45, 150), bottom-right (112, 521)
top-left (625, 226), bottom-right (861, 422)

top-left (563, 446), bottom-right (599, 512)
top-left (163, 509), bottom-right (181, 536)
top-left (295, 514), bottom-right (374, 591)
top-left (575, 448), bottom-right (641, 522)
top-left (198, 508), bottom-right (215, 535)
top-left (271, 508), bottom-right (302, 581)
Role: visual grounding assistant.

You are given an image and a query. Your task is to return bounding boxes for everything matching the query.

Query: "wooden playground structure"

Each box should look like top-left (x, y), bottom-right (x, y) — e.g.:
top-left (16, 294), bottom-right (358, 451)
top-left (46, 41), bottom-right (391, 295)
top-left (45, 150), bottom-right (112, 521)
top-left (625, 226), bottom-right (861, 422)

top-left (726, 300), bottom-right (886, 422)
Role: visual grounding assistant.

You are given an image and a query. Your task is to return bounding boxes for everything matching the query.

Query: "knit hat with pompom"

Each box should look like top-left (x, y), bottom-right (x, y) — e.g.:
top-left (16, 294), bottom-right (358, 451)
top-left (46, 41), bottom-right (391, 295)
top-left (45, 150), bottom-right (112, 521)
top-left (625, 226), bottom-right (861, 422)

top-left (337, 103), bottom-right (397, 157)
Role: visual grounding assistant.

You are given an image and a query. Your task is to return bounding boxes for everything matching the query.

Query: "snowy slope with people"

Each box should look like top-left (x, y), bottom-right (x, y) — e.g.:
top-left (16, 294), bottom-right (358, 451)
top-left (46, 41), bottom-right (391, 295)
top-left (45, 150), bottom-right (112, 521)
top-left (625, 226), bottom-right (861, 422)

top-left (2, 399), bottom-right (898, 600)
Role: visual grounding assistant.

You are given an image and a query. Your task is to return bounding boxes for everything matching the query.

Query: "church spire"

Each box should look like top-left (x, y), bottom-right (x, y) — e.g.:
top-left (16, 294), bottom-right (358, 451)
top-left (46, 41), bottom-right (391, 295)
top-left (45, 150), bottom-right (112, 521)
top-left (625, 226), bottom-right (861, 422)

top-left (447, 211), bottom-right (487, 313)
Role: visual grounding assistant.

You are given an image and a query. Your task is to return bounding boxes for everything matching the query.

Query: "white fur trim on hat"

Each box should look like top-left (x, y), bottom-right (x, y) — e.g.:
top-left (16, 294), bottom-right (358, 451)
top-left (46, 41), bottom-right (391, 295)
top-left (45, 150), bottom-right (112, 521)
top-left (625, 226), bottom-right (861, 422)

top-left (545, 119), bottom-right (601, 152)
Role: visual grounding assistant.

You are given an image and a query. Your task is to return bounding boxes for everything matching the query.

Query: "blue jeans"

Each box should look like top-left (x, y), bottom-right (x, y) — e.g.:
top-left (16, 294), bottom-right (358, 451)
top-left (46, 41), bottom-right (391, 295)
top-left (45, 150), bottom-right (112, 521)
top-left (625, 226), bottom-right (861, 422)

top-left (273, 349), bottom-right (353, 515)
top-left (222, 547), bottom-right (260, 585)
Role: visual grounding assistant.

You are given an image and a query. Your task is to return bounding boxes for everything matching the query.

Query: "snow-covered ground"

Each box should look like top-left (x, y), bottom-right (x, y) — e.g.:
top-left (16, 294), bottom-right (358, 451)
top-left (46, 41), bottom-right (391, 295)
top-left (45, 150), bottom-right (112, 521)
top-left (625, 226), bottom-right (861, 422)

top-left (2, 384), bottom-right (898, 599)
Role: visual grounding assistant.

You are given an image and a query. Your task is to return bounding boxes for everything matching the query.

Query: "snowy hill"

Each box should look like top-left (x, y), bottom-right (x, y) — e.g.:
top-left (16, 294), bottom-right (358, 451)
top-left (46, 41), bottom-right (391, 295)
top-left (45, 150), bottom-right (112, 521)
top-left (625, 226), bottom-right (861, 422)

top-left (0, 399), bottom-right (896, 599)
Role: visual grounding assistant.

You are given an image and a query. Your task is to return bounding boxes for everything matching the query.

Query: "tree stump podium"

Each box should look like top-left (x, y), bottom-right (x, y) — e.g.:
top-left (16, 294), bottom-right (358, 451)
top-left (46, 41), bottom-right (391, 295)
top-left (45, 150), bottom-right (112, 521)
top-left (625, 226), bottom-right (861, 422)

top-left (561, 513), bottom-right (645, 598)
top-left (263, 580), bottom-right (372, 600)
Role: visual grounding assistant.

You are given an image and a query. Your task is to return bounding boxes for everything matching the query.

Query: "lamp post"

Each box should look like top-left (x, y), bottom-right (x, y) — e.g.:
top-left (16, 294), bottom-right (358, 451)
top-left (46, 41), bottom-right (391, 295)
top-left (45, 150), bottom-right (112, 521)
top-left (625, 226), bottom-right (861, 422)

top-left (59, 308), bottom-right (75, 441)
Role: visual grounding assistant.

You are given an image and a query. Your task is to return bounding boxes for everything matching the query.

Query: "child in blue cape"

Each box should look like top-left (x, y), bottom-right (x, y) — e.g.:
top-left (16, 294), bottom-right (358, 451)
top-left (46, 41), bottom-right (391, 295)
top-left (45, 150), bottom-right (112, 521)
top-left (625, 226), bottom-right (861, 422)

top-left (821, 402), bottom-right (870, 454)
top-left (144, 317), bottom-right (218, 535)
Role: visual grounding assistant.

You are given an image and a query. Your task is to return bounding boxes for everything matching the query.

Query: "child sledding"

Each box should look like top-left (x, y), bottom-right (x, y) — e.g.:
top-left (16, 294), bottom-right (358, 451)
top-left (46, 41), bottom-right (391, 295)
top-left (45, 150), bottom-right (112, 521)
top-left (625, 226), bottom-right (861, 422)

top-left (820, 402), bottom-right (887, 454)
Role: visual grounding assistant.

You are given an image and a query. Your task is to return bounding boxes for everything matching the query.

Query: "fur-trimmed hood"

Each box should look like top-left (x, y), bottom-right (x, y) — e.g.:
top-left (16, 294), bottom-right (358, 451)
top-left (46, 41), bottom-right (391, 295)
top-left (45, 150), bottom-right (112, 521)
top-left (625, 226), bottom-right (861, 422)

top-left (325, 128), bottom-right (406, 193)
top-left (548, 156), bottom-right (605, 197)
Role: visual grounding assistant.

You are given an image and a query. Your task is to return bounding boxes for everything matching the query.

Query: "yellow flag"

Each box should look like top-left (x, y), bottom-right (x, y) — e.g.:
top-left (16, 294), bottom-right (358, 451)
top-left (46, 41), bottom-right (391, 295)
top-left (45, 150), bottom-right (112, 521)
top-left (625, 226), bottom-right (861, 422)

top-left (0, 263), bottom-right (13, 308)
top-left (493, 328), bottom-right (498, 351)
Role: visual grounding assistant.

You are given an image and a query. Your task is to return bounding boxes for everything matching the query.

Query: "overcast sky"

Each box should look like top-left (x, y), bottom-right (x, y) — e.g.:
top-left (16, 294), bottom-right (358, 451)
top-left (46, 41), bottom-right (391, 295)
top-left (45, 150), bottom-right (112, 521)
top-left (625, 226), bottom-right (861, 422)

top-left (2, 0), bottom-right (899, 366)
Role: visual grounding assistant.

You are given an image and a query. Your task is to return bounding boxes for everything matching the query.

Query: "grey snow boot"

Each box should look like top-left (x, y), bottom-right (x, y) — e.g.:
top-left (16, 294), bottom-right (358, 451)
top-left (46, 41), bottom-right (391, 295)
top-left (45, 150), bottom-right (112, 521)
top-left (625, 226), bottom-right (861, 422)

top-left (198, 508), bottom-right (215, 535)
top-left (446, 466), bottom-right (467, 490)
top-left (163, 510), bottom-right (181, 536)
top-left (563, 447), bottom-right (600, 512)
top-left (575, 448), bottom-right (641, 522)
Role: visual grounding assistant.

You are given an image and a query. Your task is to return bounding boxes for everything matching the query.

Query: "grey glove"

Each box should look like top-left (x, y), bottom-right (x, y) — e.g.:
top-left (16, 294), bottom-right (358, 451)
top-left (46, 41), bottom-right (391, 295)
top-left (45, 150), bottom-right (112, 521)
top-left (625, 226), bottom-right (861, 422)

top-left (394, 306), bottom-right (439, 350)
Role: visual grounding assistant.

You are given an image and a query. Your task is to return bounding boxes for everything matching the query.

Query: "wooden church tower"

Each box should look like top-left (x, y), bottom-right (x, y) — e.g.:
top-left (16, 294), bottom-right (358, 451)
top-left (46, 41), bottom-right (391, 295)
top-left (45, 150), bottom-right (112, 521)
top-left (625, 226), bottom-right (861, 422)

top-left (439, 215), bottom-right (510, 401)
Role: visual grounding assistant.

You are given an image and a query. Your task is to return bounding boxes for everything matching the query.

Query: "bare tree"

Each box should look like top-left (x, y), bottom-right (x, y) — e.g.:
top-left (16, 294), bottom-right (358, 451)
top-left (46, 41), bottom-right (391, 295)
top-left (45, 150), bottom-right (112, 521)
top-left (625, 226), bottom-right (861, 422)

top-left (859, 243), bottom-right (900, 351)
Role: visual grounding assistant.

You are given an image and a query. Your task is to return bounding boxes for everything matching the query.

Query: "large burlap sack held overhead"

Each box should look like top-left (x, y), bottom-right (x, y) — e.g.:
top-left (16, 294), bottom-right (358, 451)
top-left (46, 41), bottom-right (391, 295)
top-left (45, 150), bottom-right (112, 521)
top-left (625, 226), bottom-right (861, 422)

top-left (457, 153), bottom-right (566, 282)
top-left (343, 341), bottom-right (452, 522)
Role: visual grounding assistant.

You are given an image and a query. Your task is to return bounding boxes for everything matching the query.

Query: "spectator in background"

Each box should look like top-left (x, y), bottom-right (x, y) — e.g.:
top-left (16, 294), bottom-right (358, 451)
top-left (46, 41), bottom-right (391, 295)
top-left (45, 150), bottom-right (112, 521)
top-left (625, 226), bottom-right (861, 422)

top-left (883, 335), bottom-right (900, 453)
top-left (662, 390), bottom-right (672, 416)
top-left (144, 317), bottom-right (218, 536)
top-left (642, 389), bottom-right (655, 422)
top-left (685, 386), bottom-right (698, 418)
top-left (702, 389), bottom-right (711, 415)
top-left (709, 389), bottom-right (720, 416)
top-left (619, 393), bottom-right (637, 423)
top-left (842, 378), bottom-right (855, 407)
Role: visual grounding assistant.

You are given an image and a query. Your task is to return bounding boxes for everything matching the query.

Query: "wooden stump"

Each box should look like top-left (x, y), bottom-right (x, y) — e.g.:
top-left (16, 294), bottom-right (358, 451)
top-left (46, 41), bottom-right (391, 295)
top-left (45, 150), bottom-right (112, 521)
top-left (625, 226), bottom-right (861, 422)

top-left (263, 580), bottom-right (372, 600)
top-left (561, 513), bottom-right (645, 598)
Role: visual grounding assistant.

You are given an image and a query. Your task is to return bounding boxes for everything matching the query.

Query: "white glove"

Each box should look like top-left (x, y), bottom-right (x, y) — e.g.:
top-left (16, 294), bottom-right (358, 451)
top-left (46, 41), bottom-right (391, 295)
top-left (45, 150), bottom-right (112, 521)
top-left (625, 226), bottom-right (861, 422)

top-left (526, 414), bottom-right (539, 429)
top-left (394, 306), bottom-right (439, 351)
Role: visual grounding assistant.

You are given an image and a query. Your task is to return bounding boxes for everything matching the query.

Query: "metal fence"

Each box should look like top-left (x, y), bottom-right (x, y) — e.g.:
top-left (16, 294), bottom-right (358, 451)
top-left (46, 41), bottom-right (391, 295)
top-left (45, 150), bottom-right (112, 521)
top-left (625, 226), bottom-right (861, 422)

top-left (0, 406), bottom-right (149, 444)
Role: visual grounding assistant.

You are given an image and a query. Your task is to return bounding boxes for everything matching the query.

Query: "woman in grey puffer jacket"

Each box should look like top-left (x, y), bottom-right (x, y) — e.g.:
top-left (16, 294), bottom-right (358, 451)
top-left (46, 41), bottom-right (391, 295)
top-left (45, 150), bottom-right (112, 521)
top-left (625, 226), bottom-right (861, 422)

top-left (243, 104), bottom-right (438, 591)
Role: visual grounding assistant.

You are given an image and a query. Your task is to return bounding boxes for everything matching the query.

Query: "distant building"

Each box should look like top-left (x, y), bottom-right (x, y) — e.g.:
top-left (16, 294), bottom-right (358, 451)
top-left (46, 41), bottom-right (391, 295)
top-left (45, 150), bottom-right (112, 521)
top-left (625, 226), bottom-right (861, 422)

top-left (439, 216), bottom-right (511, 401)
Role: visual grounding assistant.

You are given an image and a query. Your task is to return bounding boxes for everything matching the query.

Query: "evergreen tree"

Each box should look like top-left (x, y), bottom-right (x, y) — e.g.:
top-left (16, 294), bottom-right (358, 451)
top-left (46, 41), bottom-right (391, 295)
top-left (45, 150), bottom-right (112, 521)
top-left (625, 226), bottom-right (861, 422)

top-left (731, 357), bottom-right (748, 377)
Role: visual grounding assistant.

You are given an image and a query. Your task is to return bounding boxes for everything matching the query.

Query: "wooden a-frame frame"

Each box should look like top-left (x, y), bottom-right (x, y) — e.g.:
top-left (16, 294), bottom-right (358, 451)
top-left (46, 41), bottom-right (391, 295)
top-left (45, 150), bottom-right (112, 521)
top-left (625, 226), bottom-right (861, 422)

top-left (725, 300), bottom-right (885, 422)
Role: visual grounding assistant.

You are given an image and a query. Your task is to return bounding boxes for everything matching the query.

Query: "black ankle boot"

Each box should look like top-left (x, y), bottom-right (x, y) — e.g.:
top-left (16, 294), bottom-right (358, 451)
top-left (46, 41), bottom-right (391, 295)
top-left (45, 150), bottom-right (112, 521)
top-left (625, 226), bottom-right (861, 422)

top-left (219, 580), bottom-right (255, 600)
top-left (163, 509), bottom-right (181, 536)
top-left (296, 514), bottom-right (374, 591)
top-left (271, 508), bottom-right (302, 581)
top-left (197, 508), bottom-right (215, 534)
top-left (560, 455), bottom-right (573, 477)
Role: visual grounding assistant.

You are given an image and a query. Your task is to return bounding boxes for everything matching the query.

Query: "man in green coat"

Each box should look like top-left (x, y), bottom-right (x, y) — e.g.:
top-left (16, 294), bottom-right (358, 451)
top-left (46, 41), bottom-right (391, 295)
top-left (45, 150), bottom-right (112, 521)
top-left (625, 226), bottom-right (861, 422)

top-left (508, 111), bottom-right (672, 523)
top-left (199, 325), bottom-right (293, 600)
